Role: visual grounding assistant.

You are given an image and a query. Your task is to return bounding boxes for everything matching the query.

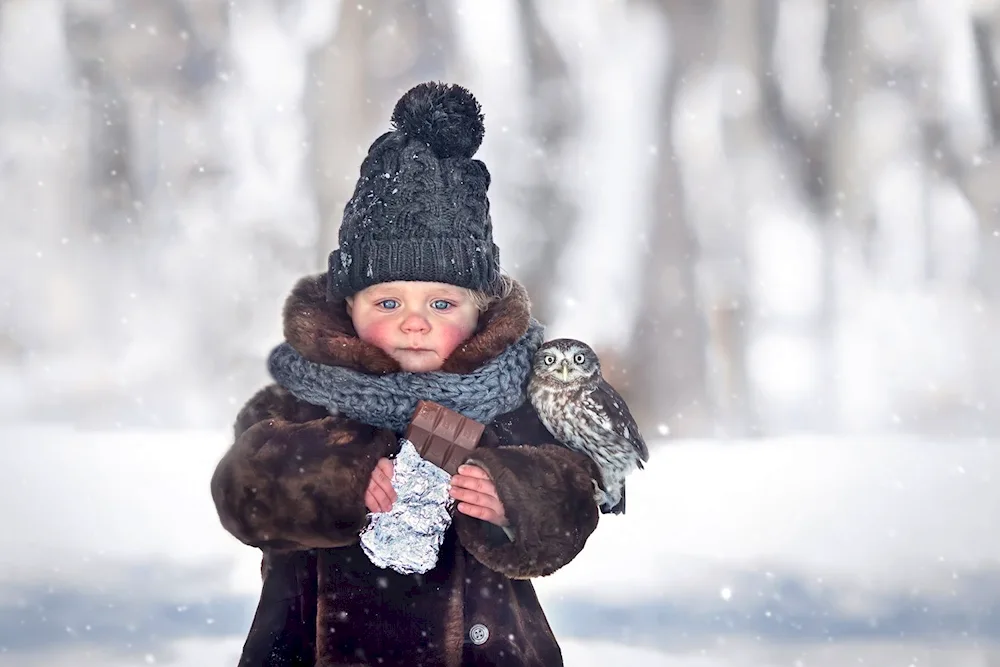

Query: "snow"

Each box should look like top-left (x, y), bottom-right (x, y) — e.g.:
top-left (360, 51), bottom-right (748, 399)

top-left (1, 0), bottom-right (996, 663)
top-left (536, 437), bottom-right (999, 658)
top-left (1, 425), bottom-right (996, 665)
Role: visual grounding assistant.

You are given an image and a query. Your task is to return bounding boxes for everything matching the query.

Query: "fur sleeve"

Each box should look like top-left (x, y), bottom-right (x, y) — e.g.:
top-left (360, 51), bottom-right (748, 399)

top-left (453, 443), bottom-right (600, 579)
top-left (210, 385), bottom-right (397, 551)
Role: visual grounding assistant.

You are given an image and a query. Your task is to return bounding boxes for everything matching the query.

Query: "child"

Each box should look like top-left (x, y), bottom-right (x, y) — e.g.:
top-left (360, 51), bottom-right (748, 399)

top-left (211, 82), bottom-right (602, 667)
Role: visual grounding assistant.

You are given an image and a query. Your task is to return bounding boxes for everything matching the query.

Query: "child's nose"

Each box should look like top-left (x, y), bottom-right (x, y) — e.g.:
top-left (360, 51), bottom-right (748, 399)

top-left (400, 311), bottom-right (430, 333)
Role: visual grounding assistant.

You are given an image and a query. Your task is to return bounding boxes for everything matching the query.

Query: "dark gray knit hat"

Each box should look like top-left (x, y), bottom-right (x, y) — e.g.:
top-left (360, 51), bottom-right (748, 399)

top-left (327, 82), bottom-right (500, 299)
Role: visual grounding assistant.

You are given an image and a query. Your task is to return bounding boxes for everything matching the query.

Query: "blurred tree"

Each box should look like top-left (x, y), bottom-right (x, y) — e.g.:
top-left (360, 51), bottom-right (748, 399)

top-left (628, 0), bottom-right (715, 436)
top-left (509, 0), bottom-right (581, 322)
top-left (704, 0), bottom-right (765, 436)
top-left (768, 0), bottom-right (868, 430)
top-left (967, 10), bottom-right (1000, 301)
top-left (63, 0), bottom-right (228, 239)
top-left (821, 0), bottom-right (868, 244)
top-left (63, 2), bottom-right (138, 239)
top-left (754, 0), bottom-right (871, 429)
top-left (974, 14), bottom-right (1000, 141)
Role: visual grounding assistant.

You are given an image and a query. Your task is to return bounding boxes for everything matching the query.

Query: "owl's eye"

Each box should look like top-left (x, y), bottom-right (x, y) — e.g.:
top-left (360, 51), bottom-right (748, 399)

top-left (573, 353), bottom-right (586, 364)
top-left (543, 354), bottom-right (556, 365)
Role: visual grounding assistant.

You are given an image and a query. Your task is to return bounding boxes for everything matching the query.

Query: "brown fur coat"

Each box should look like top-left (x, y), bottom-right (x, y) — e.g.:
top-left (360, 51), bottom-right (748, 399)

top-left (210, 274), bottom-right (601, 666)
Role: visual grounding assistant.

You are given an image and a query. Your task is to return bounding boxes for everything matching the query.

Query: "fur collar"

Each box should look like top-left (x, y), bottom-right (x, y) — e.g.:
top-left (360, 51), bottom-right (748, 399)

top-left (282, 274), bottom-right (532, 375)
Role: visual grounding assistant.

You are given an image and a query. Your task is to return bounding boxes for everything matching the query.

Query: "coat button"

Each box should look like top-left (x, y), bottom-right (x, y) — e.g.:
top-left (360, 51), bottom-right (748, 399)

top-left (469, 623), bottom-right (489, 645)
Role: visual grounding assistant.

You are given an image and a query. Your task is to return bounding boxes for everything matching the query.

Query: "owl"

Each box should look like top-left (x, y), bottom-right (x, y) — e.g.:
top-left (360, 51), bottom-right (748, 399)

top-left (527, 339), bottom-right (649, 514)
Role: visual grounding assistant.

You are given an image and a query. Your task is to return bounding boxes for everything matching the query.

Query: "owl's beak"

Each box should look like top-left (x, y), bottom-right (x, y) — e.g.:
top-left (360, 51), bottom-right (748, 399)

top-left (559, 360), bottom-right (569, 382)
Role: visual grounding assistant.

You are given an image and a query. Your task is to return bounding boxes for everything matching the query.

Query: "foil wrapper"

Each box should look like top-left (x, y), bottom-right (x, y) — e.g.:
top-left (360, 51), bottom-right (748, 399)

top-left (360, 439), bottom-right (454, 574)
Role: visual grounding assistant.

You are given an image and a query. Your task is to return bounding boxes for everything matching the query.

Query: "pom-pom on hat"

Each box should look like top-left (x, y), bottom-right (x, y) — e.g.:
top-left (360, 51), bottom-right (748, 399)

top-left (328, 82), bottom-right (501, 299)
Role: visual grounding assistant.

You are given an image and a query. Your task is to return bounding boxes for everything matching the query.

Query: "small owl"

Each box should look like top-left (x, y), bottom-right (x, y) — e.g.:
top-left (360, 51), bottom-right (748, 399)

top-left (528, 339), bottom-right (649, 514)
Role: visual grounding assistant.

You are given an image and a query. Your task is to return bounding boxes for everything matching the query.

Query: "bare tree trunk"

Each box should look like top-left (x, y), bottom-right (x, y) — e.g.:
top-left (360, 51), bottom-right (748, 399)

top-left (87, 80), bottom-right (137, 236)
top-left (970, 13), bottom-right (1000, 300)
top-left (822, 0), bottom-right (868, 236)
top-left (757, 0), bottom-right (827, 212)
top-left (973, 18), bottom-right (1000, 141)
top-left (63, 11), bottom-right (136, 239)
top-left (628, 0), bottom-right (715, 436)
top-left (701, 0), bottom-right (772, 436)
top-left (906, 6), bottom-right (1000, 297)
top-left (64, 0), bottom-right (229, 238)
top-left (509, 0), bottom-right (581, 322)
top-left (306, 0), bottom-right (457, 272)
top-left (307, 3), bottom-right (378, 271)
top-left (813, 0), bottom-right (868, 430)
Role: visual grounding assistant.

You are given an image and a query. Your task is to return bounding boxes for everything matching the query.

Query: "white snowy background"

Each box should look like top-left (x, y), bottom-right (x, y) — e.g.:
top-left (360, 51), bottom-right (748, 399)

top-left (2, 0), bottom-right (999, 665)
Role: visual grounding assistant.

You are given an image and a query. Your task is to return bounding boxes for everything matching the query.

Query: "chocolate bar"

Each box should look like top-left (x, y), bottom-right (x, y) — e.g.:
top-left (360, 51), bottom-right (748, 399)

top-left (405, 401), bottom-right (485, 475)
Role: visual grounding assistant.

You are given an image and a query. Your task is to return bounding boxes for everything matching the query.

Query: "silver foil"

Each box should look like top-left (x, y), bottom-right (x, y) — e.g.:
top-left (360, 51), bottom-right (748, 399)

top-left (359, 439), bottom-right (454, 574)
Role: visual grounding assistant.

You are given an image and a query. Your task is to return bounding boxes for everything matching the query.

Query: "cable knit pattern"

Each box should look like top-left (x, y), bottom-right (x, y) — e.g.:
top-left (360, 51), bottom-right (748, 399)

top-left (267, 320), bottom-right (545, 433)
top-left (327, 82), bottom-right (501, 298)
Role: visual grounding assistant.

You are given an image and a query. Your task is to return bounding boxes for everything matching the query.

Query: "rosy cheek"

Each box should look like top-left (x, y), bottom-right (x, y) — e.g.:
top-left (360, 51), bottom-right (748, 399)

top-left (434, 321), bottom-right (474, 358)
top-left (355, 319), bottom-right (397, 354)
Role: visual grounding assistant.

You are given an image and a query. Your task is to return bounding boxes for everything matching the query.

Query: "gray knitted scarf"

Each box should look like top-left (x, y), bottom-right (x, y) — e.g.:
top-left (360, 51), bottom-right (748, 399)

top-left (267, 321), bottom-right (545, 433)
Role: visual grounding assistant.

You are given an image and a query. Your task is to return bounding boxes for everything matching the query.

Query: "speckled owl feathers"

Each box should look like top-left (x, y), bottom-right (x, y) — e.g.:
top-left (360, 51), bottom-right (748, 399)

top-left (527, 339), bottom-right (648, 514)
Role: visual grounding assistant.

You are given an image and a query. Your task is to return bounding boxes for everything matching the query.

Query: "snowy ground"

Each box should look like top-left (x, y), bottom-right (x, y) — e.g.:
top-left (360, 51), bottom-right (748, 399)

top-left (1, 424), bottom-right (997, 666)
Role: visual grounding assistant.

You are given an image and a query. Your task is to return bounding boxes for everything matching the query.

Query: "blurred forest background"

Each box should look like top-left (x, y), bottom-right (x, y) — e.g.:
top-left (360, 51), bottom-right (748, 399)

top-left (2, 0), bottom-right (999, 439)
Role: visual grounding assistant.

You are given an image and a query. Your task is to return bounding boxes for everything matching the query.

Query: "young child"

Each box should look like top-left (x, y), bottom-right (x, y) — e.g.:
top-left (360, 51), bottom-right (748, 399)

top-left (210, 82), bottom-right (602, 667)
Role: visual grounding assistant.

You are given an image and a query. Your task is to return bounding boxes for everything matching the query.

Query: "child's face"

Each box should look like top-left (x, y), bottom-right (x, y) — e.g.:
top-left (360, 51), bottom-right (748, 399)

top-left (348, 281), bottom-right (480, 372)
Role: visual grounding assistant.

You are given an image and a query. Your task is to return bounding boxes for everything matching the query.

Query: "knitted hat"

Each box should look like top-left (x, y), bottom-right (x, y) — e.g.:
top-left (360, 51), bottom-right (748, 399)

top-left (327, 82), bottom-right (500, 299)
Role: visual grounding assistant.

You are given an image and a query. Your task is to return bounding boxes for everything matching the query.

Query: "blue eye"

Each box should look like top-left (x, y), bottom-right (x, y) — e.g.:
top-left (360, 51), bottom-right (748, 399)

top-left (430, 300), bottom-right (452, 311)
top-left (377, 299), bottom-right (400, 310)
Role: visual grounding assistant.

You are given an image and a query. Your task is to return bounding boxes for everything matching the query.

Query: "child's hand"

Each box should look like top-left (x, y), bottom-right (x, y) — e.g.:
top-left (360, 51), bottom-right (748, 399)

top-left (365, 458), bottom-right (396, 513)
top-left (449, 464), bottom-right (508, 527)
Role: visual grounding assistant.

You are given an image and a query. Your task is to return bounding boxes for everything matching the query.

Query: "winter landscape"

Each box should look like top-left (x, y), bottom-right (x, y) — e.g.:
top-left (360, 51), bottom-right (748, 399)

top-left (3, 0), bottom-right (999, 664)
top-left (1, 426), bottom-right (996, 665)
